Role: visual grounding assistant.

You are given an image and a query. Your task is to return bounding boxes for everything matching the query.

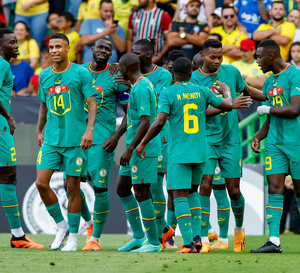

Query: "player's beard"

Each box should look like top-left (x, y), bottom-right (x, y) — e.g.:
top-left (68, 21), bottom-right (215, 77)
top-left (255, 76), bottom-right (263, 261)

top-left (273, 15), bottom-right (284, 22)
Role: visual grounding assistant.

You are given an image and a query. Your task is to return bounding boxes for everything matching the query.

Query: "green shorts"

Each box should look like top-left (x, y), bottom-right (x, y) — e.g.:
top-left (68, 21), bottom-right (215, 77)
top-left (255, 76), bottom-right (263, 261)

top-left (157, 142), bottom-right (168, 174)
top-left (167, 162), bottom-right (205, 190)
top-left (212, 165), bottom-right (225, 185)
top-left (265, 143), bottom-right (300, 179)
top-left (36, 143), bottom-right (87, 177)
top-left (0, 128), bottom-right (17, 167)
top-left (118, 153), bottom-right (158, 185)
top-left (87, 144), bottom-right (114, 189)
top-left (204, 143), bottom-right (242, 178)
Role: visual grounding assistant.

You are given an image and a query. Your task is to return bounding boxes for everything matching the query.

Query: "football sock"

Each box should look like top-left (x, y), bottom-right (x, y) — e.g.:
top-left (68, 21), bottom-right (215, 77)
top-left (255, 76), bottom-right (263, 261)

top-left (68, 212), bottom-right (81, 234)
top-left (139, 199), bottom-right (160, 245)
top-left (65, 189), bottom-right (91, 223)
top-left (269, 236), bottom-right (280, 246)
top-left (266, 194), bottom-right (283, 238)
top-left (0, 184), bottom-right (22, 230)
top-left (45, 201), bottom-right (65, 224)
top-left (199, 195), bottom-right (210, 237)
top-left (188, 192), bottom-right (202, 238)
top-left (214, 189), bottom-right (230, 238)
top-left (167, 209), bottom-right (177, 230)
top-left (231, 193), bottom-right (245, 228)
top-left (92, 191), bottom-right (110, 239)
top-left (150, 175), bottom-right (166, 239)
top-left (120, 194), bottom-right (144, 239)
top-left (174, 197), bottom-right (193, 246)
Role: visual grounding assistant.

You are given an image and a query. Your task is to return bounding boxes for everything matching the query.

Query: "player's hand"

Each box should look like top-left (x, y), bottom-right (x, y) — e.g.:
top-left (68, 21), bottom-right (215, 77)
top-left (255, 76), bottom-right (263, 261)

top-left (102, 135), bottom-right (119, 153)
top-left (152, 56), bottom-right (160, 64)
top-left (251, 136), bottom-right (261, 154)
top-left (136, 143), bottom-right (146, 158)
top-left (7, 116), bottom-right (16, 135)
top-left (109, 63), bottom-right (119, 76)
top-left (113, 74), bottom-right (131, 87)
top-left (214, 82), bottom-right (229, 94)
top-left (257, 105), bottom-right (270, 116)
top-left (120, 149), bottom-right (132, 166)
top-left (80, 130), bottom-right (93, 150)
top-left (36, 131), bottom-right (44, 147)
top-left (22, 1), bottom-right (33, 11)
top-left (272, 28), bottom-right (281, 35)
top-left (233, 93), bottom-right (252, 109)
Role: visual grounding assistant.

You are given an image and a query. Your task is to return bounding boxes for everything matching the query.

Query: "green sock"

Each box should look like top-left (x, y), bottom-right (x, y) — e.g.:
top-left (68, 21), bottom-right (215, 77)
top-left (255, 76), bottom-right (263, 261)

top-left (139, 199), bottom-right (160, 245)
top-left (213, 189), bottom-right (230, 238)
top-left (120, 194), bottom-right (144, 239)
top-left (150, 175), bottom-right (166, 239)
top-left (188, 192), bottom-right (201, 238)
top-left (68, 212), bottom-right (81, 234)
top-left (92, 191), bottom-right (110, 239)
top-left (295, 196), bottom-right (300, 217)
top-left (66, 189), bottom-right (91, 222)
top-left (231, 194), bottom-right (245, 228)
top-left (174, 197), bottom-right (193, 246)
top-left (0, 184), bottom-right (21, 229)
top-left (46, 201), bottom-right (64, 224)
top-left (199, 195), bottom-right (210, 237)
top-left (266, 194), bottom-right (283, 237)
top-left (167, 210), bottom-right (177, 229)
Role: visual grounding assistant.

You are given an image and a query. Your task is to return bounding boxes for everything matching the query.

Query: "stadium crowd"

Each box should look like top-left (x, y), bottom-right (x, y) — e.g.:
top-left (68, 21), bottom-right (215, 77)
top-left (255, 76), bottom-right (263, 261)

top-left (0, 0), bottom-right (300, 254)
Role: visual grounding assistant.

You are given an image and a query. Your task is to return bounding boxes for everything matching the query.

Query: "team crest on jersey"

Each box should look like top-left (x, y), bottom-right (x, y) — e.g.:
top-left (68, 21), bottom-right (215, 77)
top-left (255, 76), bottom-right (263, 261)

top-left (193, 25), bottom-right (200, 33)
top-left (252, 69), bottom-right (257, 75)
top-left (55, 86), bottom-right (61, 94)
top-left (76, 157), bottom-right (83, 166)
top-left (268, 87), bottom-right (283, 96)
top-left (100, 169), bottom-right (107, 177)
top-left (132, 165), bottom-right (138, 173)
top-left (215, 166), bottom-right (221, 174)
top-left (48, 85), bottom-right (68, 94)
top-left (235, 36), bottom-right (240, 41)
top-left (158, 155), bottom-right (163, 162)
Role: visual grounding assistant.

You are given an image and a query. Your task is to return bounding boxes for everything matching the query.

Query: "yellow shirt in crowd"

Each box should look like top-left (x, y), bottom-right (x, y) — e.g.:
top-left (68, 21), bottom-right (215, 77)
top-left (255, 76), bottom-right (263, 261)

top-left (17, 38), bottom-right (40, 60)
top-left (255, 20), bottom-right (295, 61)
top-left (65, 31), bottom-right (80, 62)
top-left (77, 0), bottom-right (100, 21)
top-left (16, 0), bottom-right (49, 16)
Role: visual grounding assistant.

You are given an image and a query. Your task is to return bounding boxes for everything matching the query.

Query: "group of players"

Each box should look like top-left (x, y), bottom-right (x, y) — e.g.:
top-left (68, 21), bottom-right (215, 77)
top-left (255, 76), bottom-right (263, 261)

top-left (0, 26), bottom-right (300, 254)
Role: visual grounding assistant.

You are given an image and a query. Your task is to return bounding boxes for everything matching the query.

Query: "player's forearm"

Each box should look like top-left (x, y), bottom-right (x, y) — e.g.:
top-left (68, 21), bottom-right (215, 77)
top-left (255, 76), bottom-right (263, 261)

top-left (0, 102), bottom-right (12, 120)
top-left (140, 117), bottom-right (165, 147)
top-left (256, 115), bottom-right (270, 141)
top-left (127, 117), bottom-right (150, 152)
top-left (269, 35), bottom-right (291, 46)
top-left (36, 101), bottom-right (47, 133)
top-left (243, 85), bottom-right (267, 101)
top-left (224, 47), bottom-right (243, 59)
top-left (257, 0), bottom-right (270, 21)
top-left (205, 107), bottom-right (222, 117)
top-left (110, 33), bottom-right (126, 52)
top-left (269, 105), bottom-right (300, 119)
top-left (204, 0), bottom-right (215, 29)
top-left (253, 29), bottom-right (273, 41)
top-left (86, 96), bottom-right (97, 132)
top-left (244, 76), bottom-right (267, 89)
top-left (220, 90), bottom-right (233, 111)
top-left (168, 33), bottom-right (188, 47)
top-left (185, 33), bottom-right (209, 46)
top-left (81, 33), bottom-right (108, 46)
top-left (115, 113), bottom-right (127, 139)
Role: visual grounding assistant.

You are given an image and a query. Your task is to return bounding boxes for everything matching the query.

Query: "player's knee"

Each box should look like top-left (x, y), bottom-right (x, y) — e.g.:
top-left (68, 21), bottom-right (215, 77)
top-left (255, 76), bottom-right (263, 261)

top-left (134, 187), bottom-right (150, 202)
top-left (268, 183), bottom-right (284, 194)
top-left (35, 180), bottom-right (50, 194)
top-left (200, 179), bottom-right (212, 195)
top-left (116, 185), bottom-right (130, 198)
top-left (228, 188), bottom-right (241, 200)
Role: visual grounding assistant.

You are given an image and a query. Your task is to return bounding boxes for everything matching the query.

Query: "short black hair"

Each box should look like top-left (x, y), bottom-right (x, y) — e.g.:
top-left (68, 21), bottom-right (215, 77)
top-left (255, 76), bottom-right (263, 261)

top-left (49, 33), bottom-right (69, 45)
top-left (257, 39), bottom-right (280, 54)
top-left (119, 53), bottom-right (140, 71)
top-left (100, 0), bottom-right (112, 7)
top-left (167, 50), bottom-right (187, 62)
top-left (210, 33), bottom-right (222, 42)
top-left (222, 5), bottom-right (236, 15)
top-left (46, 13), bottom-right (58, 23)
top-left (60, 12), bottom-right (76, 27)
top-left (134, 38), bottom-right (157, 55)
top-left (203, 39), bottom-right (222, 52)
top-left (173, 57), bottom-right (192, 74)
top-left (0, 28), bottom-right (14, 40)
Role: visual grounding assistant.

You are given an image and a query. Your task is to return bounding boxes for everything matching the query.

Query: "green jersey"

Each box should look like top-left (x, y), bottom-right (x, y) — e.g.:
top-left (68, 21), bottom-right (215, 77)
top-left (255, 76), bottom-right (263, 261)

top-left (0, 57), bottom-right (14, 128)
top-left (127, 76), bottom-right (160, 157)
top-left (158, 82), bottom-right (223, 163)
top-left (144, 65), bottom-right (172, 144)
top-left (190, 65), bottom-right (246, 145)
top-left (82, 62), bottom-right (129, 145)
top-left (38, 62), bottom-right (97, 147)
top-left (263, 64), bottom-right (300, 145)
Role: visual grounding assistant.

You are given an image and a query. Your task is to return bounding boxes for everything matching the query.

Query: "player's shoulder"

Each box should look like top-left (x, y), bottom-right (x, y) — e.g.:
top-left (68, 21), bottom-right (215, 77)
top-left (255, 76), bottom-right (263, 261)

top-left (39, 65), bottom-right (53, 78)
top-left (0, 57), bottom-right (10, 69)
top-left (174, 19), bottom-right (184, 23)
top-left (220, 64), bottom-right (239, 73)
top-left (156, 66), bottom-right (172, 77)
top-left (81, 62), bottom-right (90, 70)
top-left (210, 25), bottom-right (222, 33)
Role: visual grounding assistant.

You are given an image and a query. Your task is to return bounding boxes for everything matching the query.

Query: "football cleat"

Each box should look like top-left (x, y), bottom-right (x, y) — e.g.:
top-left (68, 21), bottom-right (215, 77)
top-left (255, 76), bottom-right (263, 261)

top-left (131, 242), bottom-right (161, 253)
top-left (200, 242), bottom-right (211, 253)
top-left (176, 242), bottom-right (197, 253)
top-left (51, 227), bottom-right (69, 250)
top-left (82, 240), bottom-right (102, 251)
top-left (161, 226), bottom-right (175, 251)
top-left (208, 231), bottom-right (218, 242)
top-left (193, 235), bottom-right (202, 252)
top-left (118, 237), bottom-right (147, 252)
top-left (233, 228), bottom-right (246, 252)
top-left (61, 238), bottom-right (77, 252)
top-left (86, 224), bottom-right (93, 245)
top-left (165, 237), bottom-right (178, 249)
top-left (250, 241), bottom-right (282, 253)
top-left (211, 240), bottom-right (229, 250)
top-left (10, 235), bottom-right (45, 249)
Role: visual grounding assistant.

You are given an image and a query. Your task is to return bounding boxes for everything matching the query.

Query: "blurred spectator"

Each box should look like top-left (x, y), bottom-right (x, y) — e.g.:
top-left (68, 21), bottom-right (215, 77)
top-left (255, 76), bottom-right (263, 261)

top-left (156, 0), bottom-right (177, 18)
top-left (79, 0), bottom-right (126, 63)
top-left (112, 0), bottom-right (139, 38)
top-left (289, 41), bottom-right (300, 67)
top-left (14, 0), bottom-right (49, 48)
top-left (10, 58), bottom-right (34, 96)
top-left (231, 39), bottom-right (267, 89)
top-left (233, 0), bottom-right (272, 38)
top-left (211, 5), bottom-right (247, 63)
top-left (2, 0), bottom-right (16, 26)
top-left (41, 13), bottom-right (59, 49)
top-left (57, 12), bottom-right (80, 62)
top-left (127, 0), bottom-right (172, 56)
top-left (14, 21), bottom-right (40, 69)
top-left (282, 0), bottom-right (300, 14)
top-left (0, 0), bottom-right (8, 27)
top-left (192, 51), bottom-right (203, 71)
top-left (287, 9), bottom-right (300, 42)
top-left (166, 0), bottom-right (209, 60)
top-left (211, 7), bottom-right (222, 28)
top-left (209, 32), bottom-right (222, 41)
top-left (49, 0), bottom-right (65, 14)
top-left (75, 0), bottom-right (100, 33)
top-left (253, 1), bottom-right (295, 61)
top-left (68, 0), bottom-right (82, 19)
top-left (163, 49), bottom-right (187, 80)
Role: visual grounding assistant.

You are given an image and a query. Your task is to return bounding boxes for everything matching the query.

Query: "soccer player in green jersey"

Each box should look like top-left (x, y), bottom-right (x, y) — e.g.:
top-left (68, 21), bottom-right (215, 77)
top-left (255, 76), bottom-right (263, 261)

top-left (136, 57), bottom-right (233, 253)
top-left (80, 37), bottom-right (129, 251)
top-left (117, 53), bottom-right (161, 253)
top-left (250, 39), bottom-right (300, 253)
top-left (0, 28), bottom-right (44, 249)
top-left (35, 33), bottom-right (97, 251)
top-left (190, 39), bottom-right (255, 252)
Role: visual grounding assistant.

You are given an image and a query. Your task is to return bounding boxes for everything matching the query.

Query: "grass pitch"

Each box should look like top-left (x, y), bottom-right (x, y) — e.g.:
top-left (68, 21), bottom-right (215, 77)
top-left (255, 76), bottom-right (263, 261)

top-left (0, 233), bottom-right (299, 273)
